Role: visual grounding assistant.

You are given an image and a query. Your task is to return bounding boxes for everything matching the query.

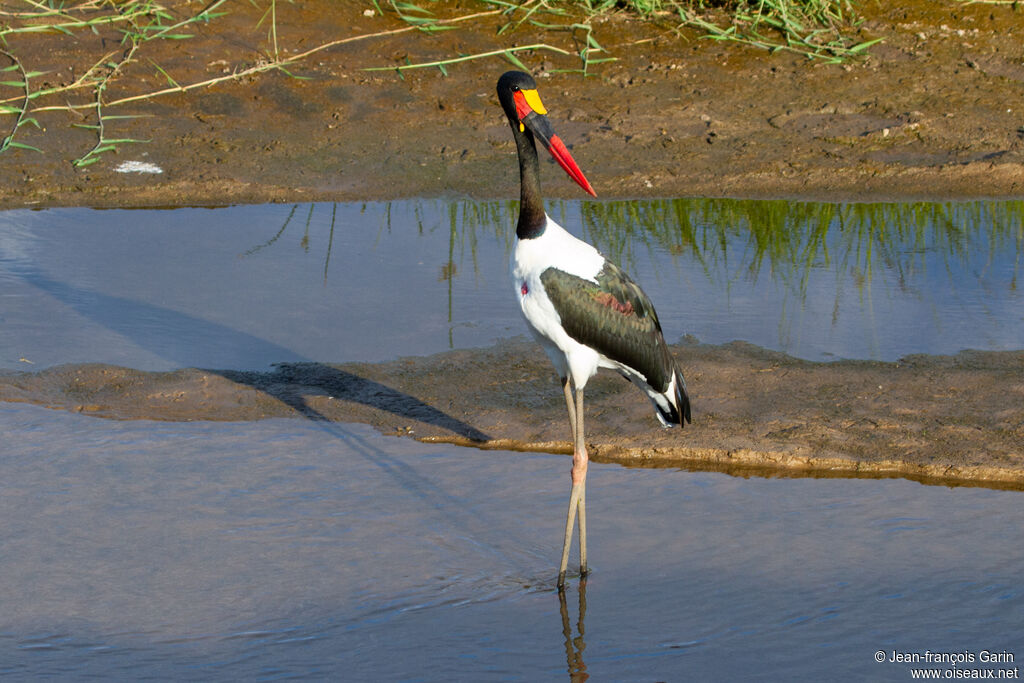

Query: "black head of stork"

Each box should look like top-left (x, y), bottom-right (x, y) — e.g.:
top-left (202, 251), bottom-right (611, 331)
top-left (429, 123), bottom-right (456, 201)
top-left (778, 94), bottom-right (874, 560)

top-left (496, 70), bottom-right (596, 239)
top-left (496, 70), bottom-right (691, 590)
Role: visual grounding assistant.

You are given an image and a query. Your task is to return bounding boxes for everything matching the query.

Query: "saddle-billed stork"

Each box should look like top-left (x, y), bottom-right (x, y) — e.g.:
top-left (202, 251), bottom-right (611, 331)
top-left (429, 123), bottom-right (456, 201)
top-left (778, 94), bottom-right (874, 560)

top-left (496, 70), bottom-right (692, 589)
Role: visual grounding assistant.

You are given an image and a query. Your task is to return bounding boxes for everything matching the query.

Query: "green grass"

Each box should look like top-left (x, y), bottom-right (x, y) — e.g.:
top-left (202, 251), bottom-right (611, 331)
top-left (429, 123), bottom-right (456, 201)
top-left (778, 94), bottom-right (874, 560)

top-left (675, 0), bottom-right (882, 62)
top-left (370, 0), bottom-right (881, 75)
top-left (1, 0), bottom-right (230, 163)
top-left (0, 48), bottom-right (42, 154)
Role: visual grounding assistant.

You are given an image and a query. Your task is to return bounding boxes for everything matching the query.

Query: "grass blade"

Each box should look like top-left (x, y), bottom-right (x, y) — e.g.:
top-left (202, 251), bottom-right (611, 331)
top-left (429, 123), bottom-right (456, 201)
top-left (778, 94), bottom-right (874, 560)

top-left (6, 140), bottom-right (42, 152)
top-left (503, 49), bottom-right (530, 71)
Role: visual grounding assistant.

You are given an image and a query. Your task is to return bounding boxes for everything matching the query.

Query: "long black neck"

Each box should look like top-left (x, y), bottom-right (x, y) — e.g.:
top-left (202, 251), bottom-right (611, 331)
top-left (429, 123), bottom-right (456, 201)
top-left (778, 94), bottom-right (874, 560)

top-left (514, 126), bottom-right (546, 240)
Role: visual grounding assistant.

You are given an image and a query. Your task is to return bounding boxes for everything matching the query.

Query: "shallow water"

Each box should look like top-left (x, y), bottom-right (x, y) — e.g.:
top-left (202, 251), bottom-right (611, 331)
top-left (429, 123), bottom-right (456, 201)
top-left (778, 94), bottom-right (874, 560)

top-left (1, 403), bottom-right (1021, 680)
top-left (1, 199), bottom-right (1020, 370)
top-left (2, 199), bottom-right (1022, 679)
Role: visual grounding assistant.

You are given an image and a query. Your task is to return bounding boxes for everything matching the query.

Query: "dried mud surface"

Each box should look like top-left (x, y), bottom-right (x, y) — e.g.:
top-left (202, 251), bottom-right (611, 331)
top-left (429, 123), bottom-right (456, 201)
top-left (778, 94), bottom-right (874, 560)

top-left (1, 1), bottom-right (1022, 486)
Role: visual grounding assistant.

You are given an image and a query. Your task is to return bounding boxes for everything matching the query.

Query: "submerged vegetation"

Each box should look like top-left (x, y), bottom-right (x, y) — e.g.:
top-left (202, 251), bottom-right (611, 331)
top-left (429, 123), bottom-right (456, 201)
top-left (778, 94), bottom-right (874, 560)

top-left (265, 197), bottom-right (1023, 305)
top-left (0, 0), bottom-right (882, 163)
top-left (250, 197), bottom-right (1022, 356)
top-left (571, 198), bottom-right (1023, 314)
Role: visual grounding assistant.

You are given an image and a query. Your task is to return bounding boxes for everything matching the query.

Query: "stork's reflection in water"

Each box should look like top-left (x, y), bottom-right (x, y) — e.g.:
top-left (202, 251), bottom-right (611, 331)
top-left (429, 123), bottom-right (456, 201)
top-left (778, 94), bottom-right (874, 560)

top-left (559, 580), bottom-right (588, 682)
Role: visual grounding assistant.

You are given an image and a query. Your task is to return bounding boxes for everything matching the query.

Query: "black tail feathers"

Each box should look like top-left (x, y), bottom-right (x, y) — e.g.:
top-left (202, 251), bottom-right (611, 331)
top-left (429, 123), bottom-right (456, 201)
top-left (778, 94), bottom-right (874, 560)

top-left (674, 366), bottom-right (692, 427)
top-left (654, 365), bottom-right (692, 427)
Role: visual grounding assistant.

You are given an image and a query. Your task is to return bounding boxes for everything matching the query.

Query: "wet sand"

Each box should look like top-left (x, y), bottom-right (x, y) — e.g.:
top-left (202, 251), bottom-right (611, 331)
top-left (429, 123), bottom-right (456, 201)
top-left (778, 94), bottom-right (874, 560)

top-left (2, 339), bottom-right (1021, 488)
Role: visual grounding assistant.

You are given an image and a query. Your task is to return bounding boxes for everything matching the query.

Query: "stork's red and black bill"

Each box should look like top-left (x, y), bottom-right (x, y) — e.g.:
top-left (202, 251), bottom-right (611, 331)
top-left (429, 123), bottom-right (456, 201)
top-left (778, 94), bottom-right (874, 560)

top-left (512, 89), bottom-right (597, 198)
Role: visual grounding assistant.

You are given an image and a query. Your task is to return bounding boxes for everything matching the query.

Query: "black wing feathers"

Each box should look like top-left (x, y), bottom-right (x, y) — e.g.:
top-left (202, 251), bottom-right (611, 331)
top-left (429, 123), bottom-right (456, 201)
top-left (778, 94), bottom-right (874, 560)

top-left (540, 262), bottom-right (676, 394)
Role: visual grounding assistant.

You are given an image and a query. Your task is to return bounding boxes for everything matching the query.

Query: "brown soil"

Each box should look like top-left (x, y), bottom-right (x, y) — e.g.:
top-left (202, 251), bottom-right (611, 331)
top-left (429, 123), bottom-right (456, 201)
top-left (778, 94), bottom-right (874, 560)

top-left (1, 1), bottom-right (1022, 487)
top-left (1, 1), bottom-right (1023, 206)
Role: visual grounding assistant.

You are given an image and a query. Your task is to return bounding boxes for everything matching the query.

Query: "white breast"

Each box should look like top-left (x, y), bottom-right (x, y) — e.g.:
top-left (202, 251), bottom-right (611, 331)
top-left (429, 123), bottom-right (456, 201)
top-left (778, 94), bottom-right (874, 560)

top-left (510, 215), bottom-right (607, 384)
top-left (513, 216), bottom-right (604, 282)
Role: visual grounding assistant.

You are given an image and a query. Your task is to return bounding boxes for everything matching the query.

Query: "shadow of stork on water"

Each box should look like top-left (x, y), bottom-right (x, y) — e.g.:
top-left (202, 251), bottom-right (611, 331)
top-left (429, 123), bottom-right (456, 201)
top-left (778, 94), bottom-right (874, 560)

top-left (9, 261), bottom-right (491, 444)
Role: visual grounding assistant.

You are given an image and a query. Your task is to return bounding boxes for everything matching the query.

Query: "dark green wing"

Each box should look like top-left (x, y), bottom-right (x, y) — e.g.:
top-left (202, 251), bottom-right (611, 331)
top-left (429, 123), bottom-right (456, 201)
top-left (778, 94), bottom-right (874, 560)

top-left (540, 261), bottom-right (675, 392)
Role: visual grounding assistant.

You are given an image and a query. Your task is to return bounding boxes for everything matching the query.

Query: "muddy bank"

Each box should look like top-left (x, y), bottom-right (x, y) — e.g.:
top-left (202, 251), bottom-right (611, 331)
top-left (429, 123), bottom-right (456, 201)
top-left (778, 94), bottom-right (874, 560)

top-left (2, 340), bottom-right (1021, 488)
top-left (1, 1), bottom-right (1023, 209)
